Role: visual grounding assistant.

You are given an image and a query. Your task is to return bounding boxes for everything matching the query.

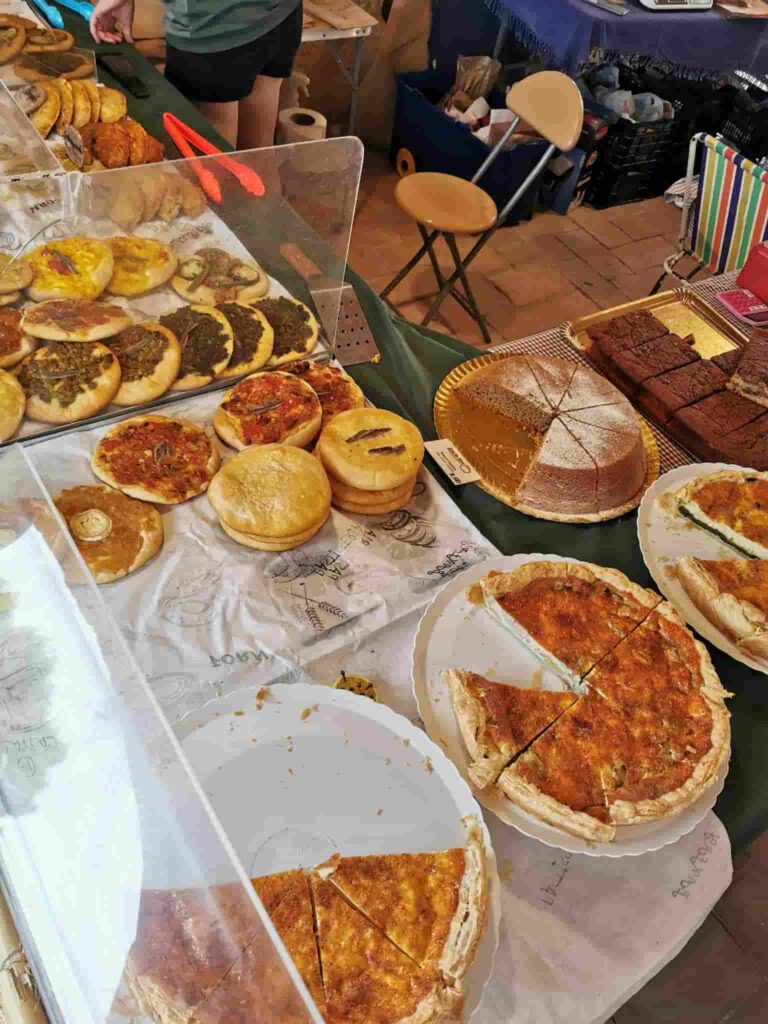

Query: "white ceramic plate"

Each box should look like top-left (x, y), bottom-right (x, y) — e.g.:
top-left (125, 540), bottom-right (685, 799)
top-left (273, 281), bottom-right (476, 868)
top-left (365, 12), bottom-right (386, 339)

top-left (412, 553), bottom-right (729, 858)
top-left (177, 683), bottom-right (500, 1022)
top-left (638, 462), bottom-right (768, 676)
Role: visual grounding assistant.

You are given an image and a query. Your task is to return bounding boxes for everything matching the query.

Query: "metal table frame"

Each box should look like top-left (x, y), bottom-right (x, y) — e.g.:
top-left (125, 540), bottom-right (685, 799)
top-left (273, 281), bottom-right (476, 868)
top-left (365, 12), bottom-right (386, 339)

top-left (301, 23), bottom-right (374, 136)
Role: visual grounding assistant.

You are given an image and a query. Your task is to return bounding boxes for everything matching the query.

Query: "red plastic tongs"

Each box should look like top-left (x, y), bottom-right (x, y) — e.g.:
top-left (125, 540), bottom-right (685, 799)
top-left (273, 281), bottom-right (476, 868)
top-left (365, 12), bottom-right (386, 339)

top-left (162, 112), bottom-right (266, 204)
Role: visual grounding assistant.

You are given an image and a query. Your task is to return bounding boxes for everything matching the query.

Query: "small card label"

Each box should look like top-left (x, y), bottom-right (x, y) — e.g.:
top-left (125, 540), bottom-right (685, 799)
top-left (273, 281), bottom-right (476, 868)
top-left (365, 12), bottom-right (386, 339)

top-left (425, 439), bottom-right (480, 486)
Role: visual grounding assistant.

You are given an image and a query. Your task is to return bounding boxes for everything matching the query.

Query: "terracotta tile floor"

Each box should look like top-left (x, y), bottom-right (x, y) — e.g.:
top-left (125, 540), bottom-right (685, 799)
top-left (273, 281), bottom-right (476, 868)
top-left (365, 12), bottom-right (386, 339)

top-left (350, 150), bottom-right (768, 1021)
top-left (349, 151), bottom-right (708, 348)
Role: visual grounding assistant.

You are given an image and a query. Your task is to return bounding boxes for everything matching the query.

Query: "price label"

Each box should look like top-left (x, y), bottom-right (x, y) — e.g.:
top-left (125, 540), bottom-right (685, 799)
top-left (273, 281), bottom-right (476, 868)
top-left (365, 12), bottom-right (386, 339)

top-left (424, 439), bottom-right (480, 486)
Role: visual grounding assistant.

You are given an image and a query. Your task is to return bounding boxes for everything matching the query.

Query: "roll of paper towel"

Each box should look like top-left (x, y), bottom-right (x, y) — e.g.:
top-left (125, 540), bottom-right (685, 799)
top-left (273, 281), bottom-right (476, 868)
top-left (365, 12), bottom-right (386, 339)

top-left (277, 107), bottom-right (327, 144)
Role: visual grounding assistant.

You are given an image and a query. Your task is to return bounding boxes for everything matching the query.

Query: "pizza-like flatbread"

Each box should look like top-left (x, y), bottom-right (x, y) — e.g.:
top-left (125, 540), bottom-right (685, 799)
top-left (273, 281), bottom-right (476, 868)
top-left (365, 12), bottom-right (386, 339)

top-left (477, 563), bottom-right (661, 686)
top-left (17, 340), bottom-right (121, 424)
top-left (215, 302), bottom-right (274, 378)
top-left (92, 415), bottom-right (220, 504)
top-left (445, 669), bottom-right (577, 788)
top-left (23, 237), bottom-right (114, 301)
top-left (21, 298), bottom-right (131, 342)
top-left (109, 323), bottom-right (182, 406)
top-left (213, 371), bottom-right (322, 450)
top-left (172, 249), bottom-right (268, 305)
top-left (160, 305), bottom-right (234, 391)
top-left (310, 874), bottom-right (452, 1024)
top-left (0, 308), bottom-right (36, 370)
top-left (317, 826), bottom-right (486, 988)
top-left (285, 360), bottom-right (365, 425)
top-left (254, 296), bottom-right (319, 367)
top-left (0, 369), bottom-right (24, 442)
top-left (675, 557), bottom-right (768, 660)
top-left (672, 469), bottom-right (768, 558)
top-left (0, 253), bottom-right (33, 297)
top-left (107, 237), bottom-right (178, 297)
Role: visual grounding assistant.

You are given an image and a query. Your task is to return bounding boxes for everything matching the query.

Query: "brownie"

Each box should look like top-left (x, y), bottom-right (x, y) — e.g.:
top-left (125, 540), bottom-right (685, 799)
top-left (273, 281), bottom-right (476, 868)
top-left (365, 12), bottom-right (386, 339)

top-left (711, 348), bottom-right (743, 376)
top-left (671, 390), bottom-right (766, 461)
top-left (718, 412), bottom-right (768, 470)
top-left (610, 333), bottom-right (700, 393)
top-left (637, 360), bottom-right (728, 424)
top-left (586, 310), bottom-right (668, 358)
top-left (728, 334), bottom-right (768, 408)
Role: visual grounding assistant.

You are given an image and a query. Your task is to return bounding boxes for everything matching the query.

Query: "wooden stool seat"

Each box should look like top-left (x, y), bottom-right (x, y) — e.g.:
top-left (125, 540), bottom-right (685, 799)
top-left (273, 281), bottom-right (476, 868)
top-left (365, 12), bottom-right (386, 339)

top-left (395, 172), bottom-right (498, 235)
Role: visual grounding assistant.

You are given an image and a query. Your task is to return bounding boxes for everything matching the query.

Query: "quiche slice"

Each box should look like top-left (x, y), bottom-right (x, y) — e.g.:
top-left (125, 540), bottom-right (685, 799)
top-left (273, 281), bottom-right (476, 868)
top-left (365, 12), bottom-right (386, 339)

top-left (475, 562), bottom-right (661, 686)
top-left (444, 669), bottom-right (576, 787)
top-left (310, 875), bottom-right (454, 1024)
top-left (252, 868), bottom-right (304, 914)
top-left (672, 469), bottom-right (768, 558)
top-left (675, 557), bottom-right (768, 662)
top-left (497, 696), bottom-right (616, 843)
top-left (315, 825), bottom-right (487, 989)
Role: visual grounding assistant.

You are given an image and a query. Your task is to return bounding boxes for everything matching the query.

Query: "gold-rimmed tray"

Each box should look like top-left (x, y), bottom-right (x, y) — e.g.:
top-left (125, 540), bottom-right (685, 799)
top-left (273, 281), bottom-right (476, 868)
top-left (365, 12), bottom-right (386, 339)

top-left (563, 287), bottom-right (749, 360)
top-left (433, 353), bottom-right (660, 524)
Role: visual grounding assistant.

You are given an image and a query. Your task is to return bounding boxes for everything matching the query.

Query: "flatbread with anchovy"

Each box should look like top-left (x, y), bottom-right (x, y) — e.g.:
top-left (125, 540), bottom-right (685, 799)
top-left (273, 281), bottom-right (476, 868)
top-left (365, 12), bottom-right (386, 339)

top-left (109, 323), bottom-right (181, 406)
top-left (253, 296), bottom-right (319, 367)
top-left (16, 340), bottom-right (121, 424)
top-left (159, 305), bottom-right (233, 391)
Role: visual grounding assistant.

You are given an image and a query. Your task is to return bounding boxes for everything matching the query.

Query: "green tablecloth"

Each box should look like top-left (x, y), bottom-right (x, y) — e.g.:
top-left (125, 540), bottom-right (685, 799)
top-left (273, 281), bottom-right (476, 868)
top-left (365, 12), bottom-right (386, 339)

top-left (63, 12), bottom-right (767, 855)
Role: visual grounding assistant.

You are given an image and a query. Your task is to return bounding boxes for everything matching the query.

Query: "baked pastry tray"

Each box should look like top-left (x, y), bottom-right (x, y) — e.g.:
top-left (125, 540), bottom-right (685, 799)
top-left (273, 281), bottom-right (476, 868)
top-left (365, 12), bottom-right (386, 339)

top-left (563, 288), bottom-right (749, 361)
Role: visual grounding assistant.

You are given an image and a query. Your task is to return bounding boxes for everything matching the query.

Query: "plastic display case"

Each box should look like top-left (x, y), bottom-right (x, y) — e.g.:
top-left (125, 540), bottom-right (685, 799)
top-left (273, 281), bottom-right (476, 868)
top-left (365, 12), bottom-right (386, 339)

top-left (1, 130), bottom-right (364, 447)
top-left (0, 443), bottom-right (321, 1024)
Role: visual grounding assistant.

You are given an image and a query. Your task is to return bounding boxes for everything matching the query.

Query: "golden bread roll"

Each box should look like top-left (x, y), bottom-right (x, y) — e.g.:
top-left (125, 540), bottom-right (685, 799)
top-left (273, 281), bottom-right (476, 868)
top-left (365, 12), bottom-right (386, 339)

top-left (317, 408), bottom-right (424, 491)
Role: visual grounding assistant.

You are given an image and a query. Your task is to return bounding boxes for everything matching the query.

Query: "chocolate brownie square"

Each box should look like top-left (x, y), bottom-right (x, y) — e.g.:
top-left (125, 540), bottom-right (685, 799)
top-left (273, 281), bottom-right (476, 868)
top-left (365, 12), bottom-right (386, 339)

top-left (671, 390), bottom-right (766, 460)
top-left (587, 310), bottom-right (668, 358)
top-left (718, 412), bottom-right (768, 470)
top-left (711, 348), bottom-right (742, 376)
top-left (727, 334), bottom-right (768, 408)
top-left (610, 333), bottom-right (700, 393)
top-left (637, 360), bottom-right (728, 424)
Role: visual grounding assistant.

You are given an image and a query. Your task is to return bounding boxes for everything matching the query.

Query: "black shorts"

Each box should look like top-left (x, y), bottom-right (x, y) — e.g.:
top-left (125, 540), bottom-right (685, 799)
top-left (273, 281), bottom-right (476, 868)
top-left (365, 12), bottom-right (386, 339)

top-left (165, 3), bottom-right (303, 104)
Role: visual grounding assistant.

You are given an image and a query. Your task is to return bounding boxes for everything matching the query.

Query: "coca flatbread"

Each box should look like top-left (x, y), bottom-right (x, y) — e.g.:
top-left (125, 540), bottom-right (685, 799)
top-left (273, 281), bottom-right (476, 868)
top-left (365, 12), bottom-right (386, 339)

top-left (0, 308), bottom-right (37, 370)
top-left (16, 340), bottom-right (121, 424)
top-left (107, 237), bottom-right (178, 297)
top-left (0, 254), bottom-right (32, 296)
top-left (23, 237), bottom-right (114, 301)
top-left (285, 361), bottom-right (365, 424)
top-left (92, 415), bottom-right (220, 504)
top-left (215, 302), bottom-right (274, 377)
top-left (213, 371), bottom-right (322, 450)
top-left (109, 323), bottom-right (181, 406)
top-left (0, 369), bottom-right (24, 442)
top-left (159, 305), bottom-right (234, 390)
top-left (21, 299), bottom-right (132, 342)
top-left (254, 296), bottom-right (319, 367)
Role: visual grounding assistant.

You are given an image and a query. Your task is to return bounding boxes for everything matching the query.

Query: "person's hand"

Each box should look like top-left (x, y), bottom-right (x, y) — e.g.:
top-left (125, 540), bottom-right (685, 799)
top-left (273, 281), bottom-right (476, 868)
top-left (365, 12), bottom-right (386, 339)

top-left (90, 0), bottom-right (135, 44)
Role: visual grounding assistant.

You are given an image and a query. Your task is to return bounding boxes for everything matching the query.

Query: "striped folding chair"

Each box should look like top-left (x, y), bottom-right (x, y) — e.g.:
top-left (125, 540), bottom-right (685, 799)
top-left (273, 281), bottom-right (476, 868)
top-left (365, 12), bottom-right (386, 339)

top-left (650, 133), bottom-right (768, 295)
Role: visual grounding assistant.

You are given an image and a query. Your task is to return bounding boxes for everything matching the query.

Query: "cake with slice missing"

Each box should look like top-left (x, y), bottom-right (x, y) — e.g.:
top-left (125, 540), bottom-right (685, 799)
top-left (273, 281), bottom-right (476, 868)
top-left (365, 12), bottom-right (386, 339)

top-left (454, 355), bottom-right (647, 518)
top-left (728, 333), bottom-right (768, 408)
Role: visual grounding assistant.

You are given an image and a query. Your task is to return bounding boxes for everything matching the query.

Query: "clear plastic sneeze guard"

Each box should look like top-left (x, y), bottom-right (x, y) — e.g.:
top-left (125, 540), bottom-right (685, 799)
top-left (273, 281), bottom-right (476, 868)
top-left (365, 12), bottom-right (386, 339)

top-left (1, 136), bottom-right (364, 446)
top-left (0, 444), bottom-right (321, 1024)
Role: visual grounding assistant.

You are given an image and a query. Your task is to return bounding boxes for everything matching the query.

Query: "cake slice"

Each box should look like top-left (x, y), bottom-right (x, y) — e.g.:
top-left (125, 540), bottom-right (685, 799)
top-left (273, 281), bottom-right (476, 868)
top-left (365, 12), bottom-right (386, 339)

top-left (523, 355), bottom-right (578, 413)
top-left (727, 333), bottom-right (768, 408)
top-left (557, 366), bottom-right (626, 413)
top-left (674, 557), bottom-right (768, 661)
top-left (637, 360), bottom-right (728, 424)
top-left (561, 410), bottom-right (646, 511)
top-left (476, 562), bottom-right (661, 687)
top-left (672, 469), bottom-right (768, 558)
top-left (515, 418), bottom-right (599, 515)
top-left (444, 669), bottom-right (577, 787)
top-left (610, 333), bottom-right (700, 393)
top-left (457, 355), bottom-right (553, 431)
top-left (496, 696), bottom-right (615, 843)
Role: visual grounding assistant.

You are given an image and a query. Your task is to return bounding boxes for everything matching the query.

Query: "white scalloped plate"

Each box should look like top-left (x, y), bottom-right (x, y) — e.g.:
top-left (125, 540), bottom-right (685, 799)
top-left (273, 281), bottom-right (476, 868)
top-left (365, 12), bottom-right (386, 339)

top-left (173, 683), bottom-right (501, 1022)
top-left (638, 462), bottom-right (768, 676)
top-left (412, 553), bottom-right (728, 858)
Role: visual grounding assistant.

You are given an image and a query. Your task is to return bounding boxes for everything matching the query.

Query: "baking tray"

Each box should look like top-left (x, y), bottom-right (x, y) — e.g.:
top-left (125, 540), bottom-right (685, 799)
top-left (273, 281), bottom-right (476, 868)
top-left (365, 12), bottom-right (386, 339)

top-left (433, 353), bottom-right (660, 523)
top-left (563, 287), bottom-right (750, 360)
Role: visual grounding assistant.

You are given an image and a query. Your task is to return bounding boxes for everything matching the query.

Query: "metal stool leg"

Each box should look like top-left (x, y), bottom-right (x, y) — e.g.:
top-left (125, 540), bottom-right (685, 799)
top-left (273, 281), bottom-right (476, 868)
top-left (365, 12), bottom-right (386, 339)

top-left (445, 233), bottom-right (493, 345)
top-left (380, 227), bottom-right (439, 301)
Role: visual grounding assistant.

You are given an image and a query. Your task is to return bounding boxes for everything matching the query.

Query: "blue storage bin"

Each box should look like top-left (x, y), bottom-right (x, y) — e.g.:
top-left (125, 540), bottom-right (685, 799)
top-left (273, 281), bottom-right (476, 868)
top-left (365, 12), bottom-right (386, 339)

top-left (392, 69), bottom-right (549, 225)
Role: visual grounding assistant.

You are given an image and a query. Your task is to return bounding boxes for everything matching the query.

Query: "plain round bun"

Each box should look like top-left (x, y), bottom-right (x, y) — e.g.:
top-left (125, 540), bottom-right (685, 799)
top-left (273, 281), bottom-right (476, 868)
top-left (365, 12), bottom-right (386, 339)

top-left (207, 444), bottom-right (331, 541)
top-left (18, 340), bottom-right (121, 424)
top-left (317, 408), bottom-right (424, 490)
top-left (219, 513), bottom-right (328, 551)
top-left (213, 371), bottom-right (322, 450)
top-left (332, 487), bottom-right (415, 516)
top-left (92, 415), bottom-right (220, 504)
top-left (0, 369), bottom-right (25, 441)
top-left (328, 473), bottom-right (416, 506)
top-left (21, 298), bottom-right (132, 342)
top-left (54, 484), bottom-right (164, 583)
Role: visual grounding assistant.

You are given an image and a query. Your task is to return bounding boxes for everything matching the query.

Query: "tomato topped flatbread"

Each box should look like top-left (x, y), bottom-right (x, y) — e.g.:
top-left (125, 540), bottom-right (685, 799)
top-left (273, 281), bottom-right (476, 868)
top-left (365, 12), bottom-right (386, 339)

top-left (445, 669), bottom-right (576, 788)
top-left (0, 308), bottom-right (36, 369)
top-left (285, 360), bottom-right (365, 424)
top-left (92, 414), bottom-right (220, 504)
top-left (213, 371), bottom-right (322, 450)
top-left (21, 298), bottom-right (131, 342)
top-left (478, 562), bottom-right (661, 686)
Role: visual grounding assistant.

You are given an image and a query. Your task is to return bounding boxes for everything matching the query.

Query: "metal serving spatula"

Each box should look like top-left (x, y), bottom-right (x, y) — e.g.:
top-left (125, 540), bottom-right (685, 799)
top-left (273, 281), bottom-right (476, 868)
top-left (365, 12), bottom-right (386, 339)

top-left (280, 243), bottom-right (380, 366)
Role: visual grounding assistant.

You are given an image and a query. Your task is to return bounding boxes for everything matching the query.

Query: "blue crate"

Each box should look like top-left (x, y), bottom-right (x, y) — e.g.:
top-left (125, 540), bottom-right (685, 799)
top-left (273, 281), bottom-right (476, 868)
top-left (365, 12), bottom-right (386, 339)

top-left (392, 69), bottom-right (549, 225)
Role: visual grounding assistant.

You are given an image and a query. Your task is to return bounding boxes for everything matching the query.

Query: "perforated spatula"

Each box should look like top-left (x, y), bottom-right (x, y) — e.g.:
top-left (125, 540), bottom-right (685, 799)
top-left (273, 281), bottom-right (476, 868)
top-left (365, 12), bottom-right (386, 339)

top-left (280, 243), bottom-right (380, 366)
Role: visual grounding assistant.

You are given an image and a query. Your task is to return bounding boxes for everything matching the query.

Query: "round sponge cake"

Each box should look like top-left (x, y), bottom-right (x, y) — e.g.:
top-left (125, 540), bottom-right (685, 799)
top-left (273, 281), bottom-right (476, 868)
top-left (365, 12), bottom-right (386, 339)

top-left (317, 408), bottom-right (424, 491)
top-left (207, 444), bottom-right (331, 544)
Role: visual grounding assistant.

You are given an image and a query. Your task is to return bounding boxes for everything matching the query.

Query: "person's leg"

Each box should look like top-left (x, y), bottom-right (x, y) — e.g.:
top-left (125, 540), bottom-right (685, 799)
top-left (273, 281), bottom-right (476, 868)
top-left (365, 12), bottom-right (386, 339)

top-left (194, 100), bottom-right (239, 147)
top-left (237, 75), bottom-right (282, 149)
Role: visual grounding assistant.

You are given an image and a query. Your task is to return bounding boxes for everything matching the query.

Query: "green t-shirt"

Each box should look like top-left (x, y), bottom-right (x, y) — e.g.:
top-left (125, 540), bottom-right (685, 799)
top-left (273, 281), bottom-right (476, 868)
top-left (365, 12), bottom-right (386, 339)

top-left (163, 0), bottom-right (299, 54)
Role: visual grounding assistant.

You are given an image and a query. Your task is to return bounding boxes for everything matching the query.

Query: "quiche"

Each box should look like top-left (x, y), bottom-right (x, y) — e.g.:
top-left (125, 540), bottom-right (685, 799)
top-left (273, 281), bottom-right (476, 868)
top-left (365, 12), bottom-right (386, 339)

top-left (284, 360), bottom-right (365, 425)
top-left (445, 669), bottom-right (576, 788)
top-left (476, 562), bottom-right (661, 686)
top-left (672, 469), bottom-right (768, 558)
top-left (92, 415), bottom-right (220, 504)
top-left (23, 237), bottom-right (114, 301)
top-left (213, 371), bottom-right (322, 450)
top-left (675, 557), bottom-right (768, 661)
